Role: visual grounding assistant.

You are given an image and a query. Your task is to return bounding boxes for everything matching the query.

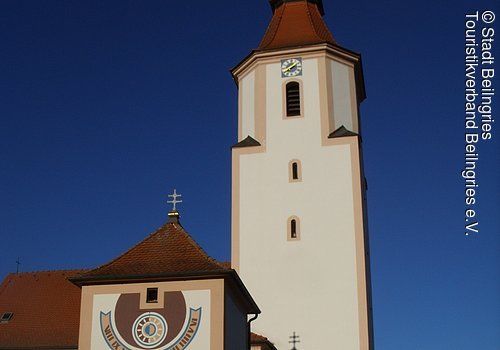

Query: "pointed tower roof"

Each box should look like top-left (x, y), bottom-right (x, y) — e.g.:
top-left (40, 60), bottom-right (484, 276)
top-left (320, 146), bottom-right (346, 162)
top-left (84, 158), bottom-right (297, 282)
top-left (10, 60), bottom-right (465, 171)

top-left (258, 0), bottom-right (336, 50)
top-left (75, 219), bottom-right (226, 282)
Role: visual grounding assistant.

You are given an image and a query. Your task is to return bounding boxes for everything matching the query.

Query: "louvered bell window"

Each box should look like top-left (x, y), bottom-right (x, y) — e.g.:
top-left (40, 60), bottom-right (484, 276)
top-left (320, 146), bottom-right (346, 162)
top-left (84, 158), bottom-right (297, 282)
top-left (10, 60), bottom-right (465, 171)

top-left (286, 82), bottom-right (301, 117)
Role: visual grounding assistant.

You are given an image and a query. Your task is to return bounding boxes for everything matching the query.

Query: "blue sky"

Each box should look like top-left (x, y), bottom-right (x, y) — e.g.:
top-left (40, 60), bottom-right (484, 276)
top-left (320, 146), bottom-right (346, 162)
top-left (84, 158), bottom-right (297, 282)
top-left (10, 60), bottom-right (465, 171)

top-left (0, 1), bottom-right (498, 349)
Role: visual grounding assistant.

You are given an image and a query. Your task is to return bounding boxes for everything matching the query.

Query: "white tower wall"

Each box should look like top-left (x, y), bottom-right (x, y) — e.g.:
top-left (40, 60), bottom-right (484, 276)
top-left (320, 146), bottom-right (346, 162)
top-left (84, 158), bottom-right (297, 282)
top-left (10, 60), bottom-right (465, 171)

top-left (232, 49), bottom-right (370, 350)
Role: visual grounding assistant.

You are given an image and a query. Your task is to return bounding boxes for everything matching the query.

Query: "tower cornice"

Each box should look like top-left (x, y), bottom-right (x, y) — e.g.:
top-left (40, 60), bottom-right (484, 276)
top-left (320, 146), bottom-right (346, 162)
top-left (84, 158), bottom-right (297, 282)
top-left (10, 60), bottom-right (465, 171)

top-left (231, 43), bottom-right (366, 102)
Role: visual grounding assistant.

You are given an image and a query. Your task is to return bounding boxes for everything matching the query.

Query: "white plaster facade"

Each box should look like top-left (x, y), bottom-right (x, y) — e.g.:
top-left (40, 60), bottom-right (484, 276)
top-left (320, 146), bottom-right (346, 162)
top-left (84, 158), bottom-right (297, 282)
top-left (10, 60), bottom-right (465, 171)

top-left (232, 47), bottom-right (370, 350)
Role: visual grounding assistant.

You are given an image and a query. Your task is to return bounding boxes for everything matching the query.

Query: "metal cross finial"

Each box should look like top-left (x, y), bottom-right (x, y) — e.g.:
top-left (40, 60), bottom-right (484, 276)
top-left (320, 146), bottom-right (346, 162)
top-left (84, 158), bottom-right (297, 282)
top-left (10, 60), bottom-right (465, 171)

top-left (289, 332), bottom-right (300, 350)
top-left (16, 257), bottom-right (21, 274)
top-left (167, 189), bottom-right (183, 212)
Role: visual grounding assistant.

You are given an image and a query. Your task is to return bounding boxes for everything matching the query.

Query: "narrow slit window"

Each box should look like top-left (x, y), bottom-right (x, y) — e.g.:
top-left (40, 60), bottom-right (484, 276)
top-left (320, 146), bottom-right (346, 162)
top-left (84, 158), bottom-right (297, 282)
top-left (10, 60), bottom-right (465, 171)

top-left (286, 82), bottom-right (301, 116)
top-left (292, 162), bottom-right (299, 180)
top-left (289, 159), bottom-right (302, 182)
top-left (287, 216), bottom-right (300, 241)
top-left (291, 219), bottom-right (297, 238)
top-left (146, 288), bottom-right (158, 303)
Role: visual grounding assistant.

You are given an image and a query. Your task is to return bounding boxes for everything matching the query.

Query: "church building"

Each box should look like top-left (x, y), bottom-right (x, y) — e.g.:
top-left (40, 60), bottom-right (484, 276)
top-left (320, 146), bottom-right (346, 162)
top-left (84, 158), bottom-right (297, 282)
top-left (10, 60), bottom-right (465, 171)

top-left (0, 1), bottom-right (373, 349)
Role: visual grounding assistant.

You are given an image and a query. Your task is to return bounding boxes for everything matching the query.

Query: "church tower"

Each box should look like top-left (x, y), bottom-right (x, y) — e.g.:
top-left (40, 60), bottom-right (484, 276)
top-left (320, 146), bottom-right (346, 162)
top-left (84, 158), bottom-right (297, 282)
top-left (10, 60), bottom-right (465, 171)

top-left (231, 1), bottom-right (373, 349)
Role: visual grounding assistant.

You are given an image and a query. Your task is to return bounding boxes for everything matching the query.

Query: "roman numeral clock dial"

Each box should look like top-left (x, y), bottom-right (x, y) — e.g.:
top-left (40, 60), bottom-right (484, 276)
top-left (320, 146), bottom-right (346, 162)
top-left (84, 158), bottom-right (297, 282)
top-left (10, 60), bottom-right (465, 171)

top-left (281, 58), bottom-right (303, 77)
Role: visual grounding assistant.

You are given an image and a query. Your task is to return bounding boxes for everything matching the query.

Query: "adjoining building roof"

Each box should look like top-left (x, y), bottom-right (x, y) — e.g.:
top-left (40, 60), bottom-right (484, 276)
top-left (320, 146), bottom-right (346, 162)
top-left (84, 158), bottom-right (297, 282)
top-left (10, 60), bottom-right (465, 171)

top-left (78, 218), bottom-right (226, 281)
top-left (258, 0), bottom-right (336, 50)
top-left (251, 332), bottom-right (278, 350)
top-left (0, 270), bottom-right (85, 349)
top-left (218, 261), bottom-right (232, 269)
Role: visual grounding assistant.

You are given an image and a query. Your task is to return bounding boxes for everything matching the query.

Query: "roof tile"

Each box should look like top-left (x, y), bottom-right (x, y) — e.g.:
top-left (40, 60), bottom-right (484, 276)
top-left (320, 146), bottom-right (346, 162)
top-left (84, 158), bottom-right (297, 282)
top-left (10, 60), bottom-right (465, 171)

top-left (80, 221), bottom-right (226, 279)
top-left (0, 270), bottom-right (85, 349)
top-left (259, 0), bottom-right (335, 50)
top-left (251, 332), bottom-right (278, 350)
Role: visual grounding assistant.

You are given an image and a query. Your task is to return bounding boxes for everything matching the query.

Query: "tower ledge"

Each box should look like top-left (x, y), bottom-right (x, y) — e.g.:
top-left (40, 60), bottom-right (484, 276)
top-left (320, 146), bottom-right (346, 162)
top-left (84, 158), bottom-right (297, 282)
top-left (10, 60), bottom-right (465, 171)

top-left (231, 43), bottom-right (366, 103)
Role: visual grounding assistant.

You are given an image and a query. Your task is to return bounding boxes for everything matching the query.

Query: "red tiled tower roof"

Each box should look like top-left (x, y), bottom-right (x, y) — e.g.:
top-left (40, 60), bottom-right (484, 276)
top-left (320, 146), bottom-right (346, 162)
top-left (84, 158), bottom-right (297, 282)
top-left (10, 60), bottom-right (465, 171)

top-left (0, 270), bottom-right (86, 349)
top-left (79, 218), bottom-right (226, 281)
top-left (259, 0), bottom-right (336, 50)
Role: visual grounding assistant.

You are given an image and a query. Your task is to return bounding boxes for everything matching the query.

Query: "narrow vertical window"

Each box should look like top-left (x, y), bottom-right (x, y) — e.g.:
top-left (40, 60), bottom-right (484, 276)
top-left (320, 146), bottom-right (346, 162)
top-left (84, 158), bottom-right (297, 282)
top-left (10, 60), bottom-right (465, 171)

top-left (286, 82), bottom-right (301, 116)
top-left (291, 219), bottom-right (297, 238)
top-left (289, 159), bottom-right (302, 182)
top-left (292, 162), bottom-right (299, 180)
top-left (287, 216), bottom-right (300, 241)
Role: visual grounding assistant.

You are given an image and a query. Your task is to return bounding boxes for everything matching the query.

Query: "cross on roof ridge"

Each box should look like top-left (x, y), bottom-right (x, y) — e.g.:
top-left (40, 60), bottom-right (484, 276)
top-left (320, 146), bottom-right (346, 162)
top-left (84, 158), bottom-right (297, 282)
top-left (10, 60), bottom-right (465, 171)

top-left (167, 189), bottom-right (183, 212)
top-left (289, 331), bottom-right (300, 350)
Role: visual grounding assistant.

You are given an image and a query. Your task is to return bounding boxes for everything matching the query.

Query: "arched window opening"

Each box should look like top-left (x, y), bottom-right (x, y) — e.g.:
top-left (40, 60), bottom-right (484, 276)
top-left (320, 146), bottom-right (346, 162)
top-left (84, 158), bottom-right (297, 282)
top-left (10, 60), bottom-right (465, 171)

top-left (287, 216), bottom-right (300, 241)
top-left (291, 219), bottom-right (297, 239)
top-left (286, 82), bottom-right (301, 117)
top-left (289, 159), bottom-right (302, 182)
top-left (292, 162), bottom-right (299, 180)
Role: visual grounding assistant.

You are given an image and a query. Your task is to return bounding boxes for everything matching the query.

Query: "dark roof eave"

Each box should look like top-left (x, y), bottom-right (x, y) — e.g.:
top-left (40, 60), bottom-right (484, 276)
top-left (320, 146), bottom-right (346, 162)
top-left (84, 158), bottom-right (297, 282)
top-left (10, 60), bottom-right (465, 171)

top-left (70, 269), bottom-right (260, 314)
top-left (232, 41), bottom-right (358, 72)
top-left (69, 269), bottom-right (232, 285)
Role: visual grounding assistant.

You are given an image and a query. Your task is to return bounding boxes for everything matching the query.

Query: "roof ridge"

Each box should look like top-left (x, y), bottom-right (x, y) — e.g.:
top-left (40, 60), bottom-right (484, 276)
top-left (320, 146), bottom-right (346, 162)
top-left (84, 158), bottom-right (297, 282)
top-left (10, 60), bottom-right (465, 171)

top-left (307, 2), bottom-right (335, 43)
top-left (80, 221), bottom-right (226, 279)
top-left (0, 270), bottom-right (88, 296)
top-left (305, 2), bottom-right (323, 42)
top-left (259, 4), bottom-right (283, 49)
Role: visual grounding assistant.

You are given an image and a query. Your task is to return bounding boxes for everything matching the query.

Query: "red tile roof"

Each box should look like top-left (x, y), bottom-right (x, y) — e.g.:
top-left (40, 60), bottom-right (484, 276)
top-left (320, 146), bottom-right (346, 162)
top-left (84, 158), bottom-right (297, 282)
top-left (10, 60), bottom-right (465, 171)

top-left (219, 261), bottom-right (232, 269)
top-left (79, 220), bottom-right (226, 280)
top-left (259, 0), bottom-right (336, 50)
top-left (251, 332), bottom-right (278, 350)
top-left (0, 270), bottom-right (85, 349)
top-left (251, 332), bottom-right (269, 342)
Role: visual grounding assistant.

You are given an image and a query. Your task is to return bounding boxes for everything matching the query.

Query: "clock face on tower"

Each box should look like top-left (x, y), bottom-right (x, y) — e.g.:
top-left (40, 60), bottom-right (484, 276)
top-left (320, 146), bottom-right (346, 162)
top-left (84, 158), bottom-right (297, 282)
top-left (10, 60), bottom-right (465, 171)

top-left (281, 58), bottom-right (303, 77)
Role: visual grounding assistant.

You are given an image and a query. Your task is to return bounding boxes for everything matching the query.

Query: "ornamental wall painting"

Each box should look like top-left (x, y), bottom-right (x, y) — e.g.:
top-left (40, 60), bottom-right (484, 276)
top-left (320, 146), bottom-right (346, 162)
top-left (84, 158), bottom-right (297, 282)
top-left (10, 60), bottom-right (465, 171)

top-left (91, 290), bottom-right (210, 350)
